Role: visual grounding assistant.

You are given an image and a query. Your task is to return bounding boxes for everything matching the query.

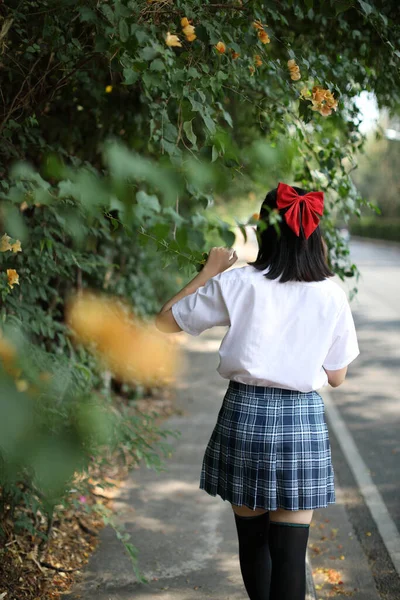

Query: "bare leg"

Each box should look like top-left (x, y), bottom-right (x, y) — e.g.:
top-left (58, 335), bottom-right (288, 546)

top-left (269, 507), bottom-right (313, 524)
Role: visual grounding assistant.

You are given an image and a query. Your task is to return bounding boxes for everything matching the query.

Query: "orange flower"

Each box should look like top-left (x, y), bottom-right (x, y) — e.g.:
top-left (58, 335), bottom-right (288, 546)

top-left (183, 25), bottom-right (196, 41)
top-left (309, 86), bottom-right (338, 116)
top-left (258, 30), bottom-right (270, 44)
top-left (252, 213), bottom-right (260, 220)
top-left (16, 380), bottom-right (29, 392)
top-left (1, 234), bottom-right (12, 252)
top-left (312, 85), bottom-right (326, 103)
top-left (181, 18), bottom-right (196, 42)
top-left (254, 55), bottom-right (263, 67)
top-left (253, 20), bottom-right (264, 31)
top-left (0, 331), bottom-right (16, 366)
top-left (11, 240), bottom-right (22, 253)
top-left (0, 331), bottom-right (21, 379)
top-left (231, 50), bottom-right (240, 59)
top-left (7, 269), bottom-right (19, 289)
top-left (287, 59), bottom-right (301, 81)
top-left (249, 65), bottom-right (255, 76)
top-left (67, 293), bottom-right (180, 386)
top-left (318, 104), bottom-right (334, 117)
top-left (166, 32), bottom-right (182, 47)
top-left (215, 41), bottom-right (226, 54)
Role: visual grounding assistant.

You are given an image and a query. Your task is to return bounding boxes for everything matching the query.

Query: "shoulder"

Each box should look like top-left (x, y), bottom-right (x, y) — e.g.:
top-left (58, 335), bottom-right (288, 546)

top-left (318, 277), bottom-right (349, 314)
top-left (212, 265), bottom-right (257, 285)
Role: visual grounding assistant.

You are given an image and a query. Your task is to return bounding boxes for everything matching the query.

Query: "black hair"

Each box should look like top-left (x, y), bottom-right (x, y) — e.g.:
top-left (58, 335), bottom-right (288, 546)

top-left (247, 186), bottom-right (334, 283)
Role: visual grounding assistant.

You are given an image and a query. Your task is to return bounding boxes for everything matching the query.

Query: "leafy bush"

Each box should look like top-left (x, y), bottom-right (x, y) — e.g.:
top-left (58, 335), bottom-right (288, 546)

top-left (349, 217), bottom-right (400, 242)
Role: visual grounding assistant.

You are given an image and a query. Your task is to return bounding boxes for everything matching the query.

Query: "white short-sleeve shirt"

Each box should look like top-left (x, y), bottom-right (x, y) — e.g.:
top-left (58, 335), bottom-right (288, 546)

top-left (171, 265), bottom-right (360, 393)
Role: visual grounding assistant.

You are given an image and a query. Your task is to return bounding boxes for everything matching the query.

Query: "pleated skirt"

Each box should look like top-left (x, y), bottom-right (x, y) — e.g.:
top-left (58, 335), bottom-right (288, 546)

top-left (199, 380), bottom-right (335, 511)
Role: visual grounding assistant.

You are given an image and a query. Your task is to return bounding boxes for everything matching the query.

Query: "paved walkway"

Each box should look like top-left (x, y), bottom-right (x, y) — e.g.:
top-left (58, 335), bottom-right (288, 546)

top-left (65, 323), bottom-right (381, 600)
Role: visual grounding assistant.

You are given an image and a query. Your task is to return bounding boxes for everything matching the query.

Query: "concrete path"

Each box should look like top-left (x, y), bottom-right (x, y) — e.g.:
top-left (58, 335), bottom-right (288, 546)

top-left (65, 326), bottom-right (319, 599)
top-left (65, 323), bottom-right (378, 600)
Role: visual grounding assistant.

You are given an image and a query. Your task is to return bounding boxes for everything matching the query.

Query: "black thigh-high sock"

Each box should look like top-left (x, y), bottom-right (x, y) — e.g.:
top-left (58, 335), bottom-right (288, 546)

top-left (268, 521), bottom-right (310, 600)
top-left (233, 511), bottom-right (272, 600)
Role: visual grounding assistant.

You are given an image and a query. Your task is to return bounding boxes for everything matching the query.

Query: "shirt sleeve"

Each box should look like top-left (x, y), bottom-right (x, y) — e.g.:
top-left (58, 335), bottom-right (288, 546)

top-left (322, 298), bottom-right (360, 370)
top-left (171, 272), bottom-right (230, 337)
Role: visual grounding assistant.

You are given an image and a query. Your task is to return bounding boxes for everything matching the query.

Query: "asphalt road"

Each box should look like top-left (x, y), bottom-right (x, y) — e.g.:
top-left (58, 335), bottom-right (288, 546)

top-left (332, 238), bottom-right (400, 532)
top-left (64, 232), bottom-right (400, 600)
top-left (325, 237), bottom-right (400, 598)
top-left (235, 230), bottom-right (400, 597)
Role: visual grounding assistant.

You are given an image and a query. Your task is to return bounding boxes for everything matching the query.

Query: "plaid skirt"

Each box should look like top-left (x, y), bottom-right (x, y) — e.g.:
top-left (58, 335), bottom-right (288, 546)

top-left (199, 380), bottom-right (335, 511)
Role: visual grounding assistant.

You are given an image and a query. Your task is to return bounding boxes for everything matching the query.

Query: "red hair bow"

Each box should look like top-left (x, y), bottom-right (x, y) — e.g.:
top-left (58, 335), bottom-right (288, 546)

top-left (276, 182), bottom-right (324, 239)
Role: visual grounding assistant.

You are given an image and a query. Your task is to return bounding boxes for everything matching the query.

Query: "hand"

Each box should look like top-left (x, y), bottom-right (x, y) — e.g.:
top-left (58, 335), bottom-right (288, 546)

top-left (203, 246), bottom-right (238, 276)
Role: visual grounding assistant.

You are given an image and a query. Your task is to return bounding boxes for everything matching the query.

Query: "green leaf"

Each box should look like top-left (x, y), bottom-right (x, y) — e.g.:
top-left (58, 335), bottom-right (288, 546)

top-left (334, 0), bottom-right (354, 14)
top-left (79, 6), bottom-right (96, 22)
top-left (211, 145), bottom-right (218, 163)
top-left (136, 190), bottom-right (161, 213)
top-left (186, 229), bottom-right (206, 251)
top-left (141, 46), bottom-right (158, 61)
top-left (183, 121), bottom-right (197, 146)
top-left (123, 68), bottom-right (139, 85)
top-left (150, 59), bottom-right (165, 71)
top-left (358, 0), bottom-right (373, 15)
top-left (101, 4), bottom-right (114, 24)
top-left (119, 19), bottom-right (129, 42)
top-left (188, 96), bottom-right (204, 113)
top-left (150, 222), bottom-right (171, 240)
top-left (187, 67), bottom-right (200, 79)
top-left (162, 206), bottom-right (185, 226)
top-left (203, 114), bottom-right (216, 135)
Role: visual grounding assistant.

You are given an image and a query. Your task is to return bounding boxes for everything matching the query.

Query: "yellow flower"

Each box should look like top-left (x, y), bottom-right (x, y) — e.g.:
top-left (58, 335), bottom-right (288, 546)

top-left (183, 24), bottom-right (195, 36)
top-left (258, 30), bottom-right (270, 44)
top-left (324, 89), bottom-right (337, 108)
top-left (39, 371), bottom-right (52, 382)
top-left (20, 201), bottom-right (29, 212)
top-left (11, 240), bottom-right (22, 253)
top-left (182, 23), bottom-right (196, 41)
top-left (215, 41), bottom-right (226, 54)
top-left (105, 85), bottom-right (113, 93)
top-left (181, 17), bottom-right (190, 28)
top-left (319, 104), bottom-right (334, 116)
top-left (254, 55), bottom-right (263, 67)
top-left (0, 331), bottom-right (22, 379)
top-left (0, 331), bottom-right (16, 365)
top-left (249, 65), bottom-right (255, 76)
top-left (1, 234), bottom-right (12, 252)
top-left (253, 20), bottom-right (264, 30)
top-left (309, 86), bottom-right (338, 116)
top-left (166, 32), bottom-right (182, 47)
top-left (7, 269), bottom-right (19, 289)
top-left (16, 380), bottom-right (29, 392)
top-left (312, 85), bottom-right (326, 103)
top-left (66, 293), bottom-right (180, 386)
top-left (287, 59), bottom-right (301, 81)
top-left (231, 50), bottom-right (240, 60)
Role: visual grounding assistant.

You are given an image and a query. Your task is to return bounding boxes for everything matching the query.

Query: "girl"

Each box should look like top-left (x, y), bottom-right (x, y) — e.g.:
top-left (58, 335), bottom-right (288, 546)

top-left (155, 182), bottom-right (360, 600)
